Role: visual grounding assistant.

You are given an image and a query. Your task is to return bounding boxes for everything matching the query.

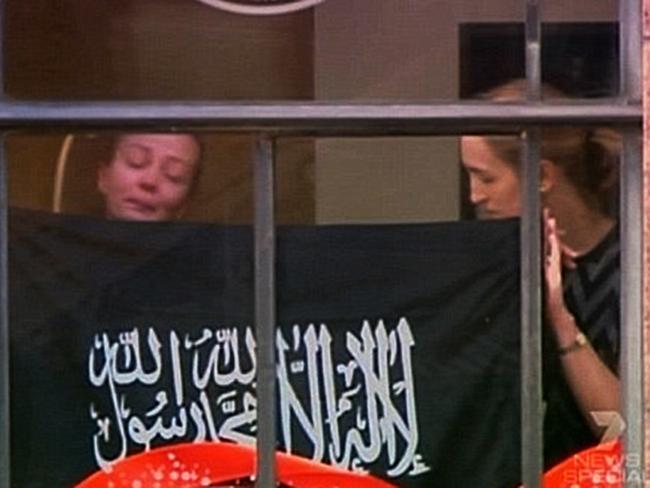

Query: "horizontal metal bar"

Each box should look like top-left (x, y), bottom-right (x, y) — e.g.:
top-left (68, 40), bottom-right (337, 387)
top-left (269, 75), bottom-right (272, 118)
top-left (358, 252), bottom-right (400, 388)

top-left (0, 101), bottom-right (640, 135)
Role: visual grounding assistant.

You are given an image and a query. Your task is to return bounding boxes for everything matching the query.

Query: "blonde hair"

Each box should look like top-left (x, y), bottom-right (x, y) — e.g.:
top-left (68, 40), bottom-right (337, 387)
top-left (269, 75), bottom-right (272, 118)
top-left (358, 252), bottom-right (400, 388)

top-left (477, 79), bottom-right (620, 214)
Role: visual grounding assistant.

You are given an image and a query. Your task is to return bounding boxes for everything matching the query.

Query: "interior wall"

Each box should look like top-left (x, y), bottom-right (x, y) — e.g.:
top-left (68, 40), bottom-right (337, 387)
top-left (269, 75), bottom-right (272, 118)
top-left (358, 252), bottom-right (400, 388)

top-left (313, 0), bottom-right (617, 224)
top-left (5, 0), bottom-right (314, 100)
top-left (5, 0), bottom-right (315, 224)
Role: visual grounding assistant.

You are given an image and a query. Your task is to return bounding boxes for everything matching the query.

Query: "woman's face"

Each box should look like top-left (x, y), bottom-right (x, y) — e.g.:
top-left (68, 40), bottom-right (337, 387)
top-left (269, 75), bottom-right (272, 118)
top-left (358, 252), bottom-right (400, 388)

top-left (461, 136), bottom-right (521, 220)
top-left (98, 134), bottom-right (200, 221)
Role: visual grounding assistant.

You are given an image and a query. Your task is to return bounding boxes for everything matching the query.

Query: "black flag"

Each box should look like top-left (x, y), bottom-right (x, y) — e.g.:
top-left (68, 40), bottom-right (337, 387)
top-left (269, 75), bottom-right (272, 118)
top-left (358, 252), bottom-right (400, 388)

top-left (10, 208), bottom-right (521, 487)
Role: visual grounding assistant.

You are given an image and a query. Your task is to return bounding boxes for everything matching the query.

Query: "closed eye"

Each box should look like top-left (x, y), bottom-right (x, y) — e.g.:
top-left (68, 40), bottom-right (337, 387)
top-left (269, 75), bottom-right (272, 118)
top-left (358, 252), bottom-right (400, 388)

top-left (467, 168), bottom-right (494, 184)
top-left (478, 175), bottom-right (495, 184)
top-left (163, 158), bottom-right (192, 185)
top-left (120, 144), bottom-right (149, 169)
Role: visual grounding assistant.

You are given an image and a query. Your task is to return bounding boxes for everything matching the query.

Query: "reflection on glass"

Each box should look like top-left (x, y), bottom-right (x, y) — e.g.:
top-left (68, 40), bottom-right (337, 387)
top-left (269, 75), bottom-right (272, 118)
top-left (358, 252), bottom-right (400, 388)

top-left (460, 22), bottom-right (618, 99)
top-left (540, 1), bottom-right (619, 99)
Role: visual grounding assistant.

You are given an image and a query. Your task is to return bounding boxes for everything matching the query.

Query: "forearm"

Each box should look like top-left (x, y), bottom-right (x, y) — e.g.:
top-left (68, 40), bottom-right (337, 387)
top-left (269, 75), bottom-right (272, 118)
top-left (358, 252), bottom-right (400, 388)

top-left (548, 305), bottom-right (620, 434)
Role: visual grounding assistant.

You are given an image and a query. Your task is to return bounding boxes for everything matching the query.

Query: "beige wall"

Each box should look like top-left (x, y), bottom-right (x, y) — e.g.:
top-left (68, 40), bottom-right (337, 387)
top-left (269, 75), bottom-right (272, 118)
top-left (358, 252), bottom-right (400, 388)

top-left (314, 137), bottom-right (458, 224)
top-left (313, 0), bottom-right (617, 224)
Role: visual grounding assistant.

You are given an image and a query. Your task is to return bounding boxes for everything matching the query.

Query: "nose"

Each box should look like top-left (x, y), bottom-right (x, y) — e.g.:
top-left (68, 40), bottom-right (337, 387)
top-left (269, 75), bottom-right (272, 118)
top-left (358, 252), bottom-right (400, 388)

top-left (138, 164), bottom-right (161, 193)
top-left (469, 179), bottom-right (486, 206)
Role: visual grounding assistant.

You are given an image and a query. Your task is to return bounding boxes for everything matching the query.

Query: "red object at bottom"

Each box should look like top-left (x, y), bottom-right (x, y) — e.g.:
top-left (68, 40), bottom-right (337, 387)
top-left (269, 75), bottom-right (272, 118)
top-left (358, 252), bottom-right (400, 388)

top-left (543, 440), bottom-right (623, 488)
top-left (76, 442), bottom-right (397, 488)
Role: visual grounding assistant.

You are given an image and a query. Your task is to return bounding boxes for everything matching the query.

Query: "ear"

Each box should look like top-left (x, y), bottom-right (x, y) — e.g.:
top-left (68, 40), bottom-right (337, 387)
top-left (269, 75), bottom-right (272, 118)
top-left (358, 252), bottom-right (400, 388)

top-left (540, 159), bottom-right (558, 193)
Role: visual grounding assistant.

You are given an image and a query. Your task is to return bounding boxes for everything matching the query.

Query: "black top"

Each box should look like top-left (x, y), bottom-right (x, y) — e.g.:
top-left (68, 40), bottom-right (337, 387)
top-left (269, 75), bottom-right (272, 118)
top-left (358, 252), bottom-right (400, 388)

top-left (543, 226), bottom-right (620, 467)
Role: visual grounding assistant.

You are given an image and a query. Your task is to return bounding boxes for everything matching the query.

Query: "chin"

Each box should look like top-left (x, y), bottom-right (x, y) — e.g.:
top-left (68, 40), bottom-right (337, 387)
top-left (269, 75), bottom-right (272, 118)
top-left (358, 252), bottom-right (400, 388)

top-left (109, 210), bottom-right (162, 222)
top-left (475, 211), bottom-right (495, 220)
top-left (476, 209), bottom-right (516, 220)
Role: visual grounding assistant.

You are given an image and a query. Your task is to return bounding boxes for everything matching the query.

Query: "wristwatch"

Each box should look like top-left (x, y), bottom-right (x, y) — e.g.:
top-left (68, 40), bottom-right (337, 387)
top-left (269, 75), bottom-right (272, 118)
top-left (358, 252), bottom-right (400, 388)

top-left (557, 331), bottom-right (588, 356)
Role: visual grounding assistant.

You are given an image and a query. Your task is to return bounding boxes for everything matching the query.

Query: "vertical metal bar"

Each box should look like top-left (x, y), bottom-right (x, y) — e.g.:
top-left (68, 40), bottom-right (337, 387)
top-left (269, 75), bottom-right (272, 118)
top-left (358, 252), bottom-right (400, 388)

top-left (254, 136), bottom-right (276, 488)
top-left (621, 128), bottom-right (644, 488)
top-left (0, 0), bottom-right (4, 98)
top-left (0, 5), bottom-right (7, 473)
top-left (619, 2), bottom-right (643, 487)
top-left (620, 0), bottom-right (642, 104)
top-left (522, 0), bottom-right (543, 486)
top-left (525, 0), bottom-right (542, 101)
top-left (521, 128), bottom-right (543, 488)
top-left (0, 135), bottom-right (10, 488)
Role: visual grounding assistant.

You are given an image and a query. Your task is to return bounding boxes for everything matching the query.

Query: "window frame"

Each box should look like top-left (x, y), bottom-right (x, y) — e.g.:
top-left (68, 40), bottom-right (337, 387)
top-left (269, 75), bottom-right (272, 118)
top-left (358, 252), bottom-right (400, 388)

top-left (0, 1), bottom-right (642, 487)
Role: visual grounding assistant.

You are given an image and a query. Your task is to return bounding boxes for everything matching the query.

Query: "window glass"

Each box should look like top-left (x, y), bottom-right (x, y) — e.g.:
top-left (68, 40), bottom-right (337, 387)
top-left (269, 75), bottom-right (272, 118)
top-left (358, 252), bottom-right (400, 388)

top-left (7, 132), bottom-right (312, 224)
top-left (6, 0), bottom-right (617, 102)
top-left (460, 22), bottom-right (619, 99)
top-left (311, 136), bottom-right (459, 224)
top-left (5, 1), bottom-right (314, 100)
top-left (4, 125), bottom-right (627, 484)
top-left (3, 0), bottom-right (630, 484)
top-left (278, 126), bottom-right (621, 481)
top-left (541, 1), bottom-right (619, 98)
top-left (458, 125), bottom-right (622, 471)
top-left (277, 135), bottom-right (522, 486)
top-left (8, 130), bottom-right (259, 486)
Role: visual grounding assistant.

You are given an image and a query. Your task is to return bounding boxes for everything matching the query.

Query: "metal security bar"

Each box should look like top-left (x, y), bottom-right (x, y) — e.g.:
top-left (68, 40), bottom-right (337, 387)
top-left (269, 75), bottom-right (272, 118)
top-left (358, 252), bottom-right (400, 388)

top-left (621, 127), bottom-right (644, 488)
top-left (521, 0), bottom-right (543, 486)
top-left (521, 127), bottom-right (543, 488)
top-left (0, 0), bottom-right (8, 482)
top-left (525, 0), bottom-right (541, 101)
top-left (620, 1), bottom-right (644, 487)
top-left (621, 0), bottom-right (642, 105)
top-left (0, 101), bottom-right (639, 133)
top-left (254, 137), bottom-right (277, 488)
top-left (0, 136), bottom-right (9, 488)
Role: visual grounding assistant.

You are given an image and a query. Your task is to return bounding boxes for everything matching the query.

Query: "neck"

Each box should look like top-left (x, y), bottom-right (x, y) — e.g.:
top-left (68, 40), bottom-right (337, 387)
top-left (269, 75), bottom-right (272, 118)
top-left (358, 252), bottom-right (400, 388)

top-left (548, 192), bottom-right (615, 255)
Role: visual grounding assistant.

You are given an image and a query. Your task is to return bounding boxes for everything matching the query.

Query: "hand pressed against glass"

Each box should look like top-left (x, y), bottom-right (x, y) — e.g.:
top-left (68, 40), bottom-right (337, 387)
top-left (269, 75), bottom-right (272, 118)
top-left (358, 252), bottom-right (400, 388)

top-left (98, 133), bottom-right (200, 222)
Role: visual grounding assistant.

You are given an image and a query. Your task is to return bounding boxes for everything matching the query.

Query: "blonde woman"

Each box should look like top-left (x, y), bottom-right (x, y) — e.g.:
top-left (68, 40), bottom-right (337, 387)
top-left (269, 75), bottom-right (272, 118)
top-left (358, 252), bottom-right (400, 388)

top-left (461, 79), bottom-right (620, 467)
